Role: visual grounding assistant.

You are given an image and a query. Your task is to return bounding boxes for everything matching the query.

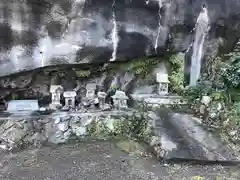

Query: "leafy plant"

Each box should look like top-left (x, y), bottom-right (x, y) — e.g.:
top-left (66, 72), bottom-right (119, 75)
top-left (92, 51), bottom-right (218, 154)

top-left (232, 102), bottom-right (240, 116)
top-left (219, 55), bottom-right (240, 88)
top-left (168, 53), bottom-right (185, 93)
top-left (113, 58), bottom-right (160, 78)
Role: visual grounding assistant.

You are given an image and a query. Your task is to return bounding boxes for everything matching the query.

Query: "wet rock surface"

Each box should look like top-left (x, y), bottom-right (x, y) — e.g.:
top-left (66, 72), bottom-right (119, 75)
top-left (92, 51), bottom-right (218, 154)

top-left (152, 109), bottom-right (240, 161)
top-left (0, 0), bottom-right (239, 76)
top-left (0, 141), bottom-right (239, 180)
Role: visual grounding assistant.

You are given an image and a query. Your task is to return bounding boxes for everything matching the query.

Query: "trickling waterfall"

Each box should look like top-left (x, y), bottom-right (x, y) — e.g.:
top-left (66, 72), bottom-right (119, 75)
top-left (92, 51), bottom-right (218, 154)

top-left (9, 46), bottom-right (25, 71)
top-left (0, 3), bottom-right (4, 23)
top-left (109, 0), bottom-right (119, 62)
top-left (33, 34), bottom-right (53, 68)
top-left (154, 0), bottom-right (162, 53)
top-left (62, 0), bottom-right (86, 38)
top-left (11, 2), bottom-right (23, 32)
top-left (189, 6), bottom-right (209, 86)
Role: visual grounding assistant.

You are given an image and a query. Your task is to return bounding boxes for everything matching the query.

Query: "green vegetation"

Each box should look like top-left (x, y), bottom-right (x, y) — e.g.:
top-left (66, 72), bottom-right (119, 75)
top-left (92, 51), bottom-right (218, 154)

top-left (111, 57), bottom-right (160, 78)
top-left (88, 102), bottom-right (154, 143)
top-left (11, 93), bottom-right (18, 100)
top-left (75, 70), bottom-right (91, 78)
top-left (181, 47), bottom-right (240, 142)
top-left (168, 53), bottom-right (185, 94)
top-left (109, 84), bottom-right (121, 92)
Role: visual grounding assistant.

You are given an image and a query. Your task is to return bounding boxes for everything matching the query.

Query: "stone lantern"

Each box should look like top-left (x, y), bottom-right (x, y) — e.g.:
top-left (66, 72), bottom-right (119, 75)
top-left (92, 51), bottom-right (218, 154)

top-left (156, 73), bottom-right (169, 95)
top-left (111, 90), bottom-right (129, 109)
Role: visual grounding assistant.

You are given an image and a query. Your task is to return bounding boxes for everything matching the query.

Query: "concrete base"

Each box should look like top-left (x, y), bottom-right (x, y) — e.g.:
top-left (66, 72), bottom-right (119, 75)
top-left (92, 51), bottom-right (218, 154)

top-left (130, 94), bottom-right (187, 106)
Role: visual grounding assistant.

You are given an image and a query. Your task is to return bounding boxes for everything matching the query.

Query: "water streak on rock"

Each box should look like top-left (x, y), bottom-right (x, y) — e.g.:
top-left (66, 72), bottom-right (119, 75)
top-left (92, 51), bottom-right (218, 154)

top-left (63, 0), bottom-right (86, 38)
top-left (154, 0), bottom-right (162, 53)
top-left (109, 0), bottom-right (119, 62)
top-left (190, 6), bottom-right (209, 86)
top-left (9, 46), bottom-right (25, 71)
top-left (33, 34), bottom-right (53, 67)
top-left (11, 1), bottom-right (23, 32)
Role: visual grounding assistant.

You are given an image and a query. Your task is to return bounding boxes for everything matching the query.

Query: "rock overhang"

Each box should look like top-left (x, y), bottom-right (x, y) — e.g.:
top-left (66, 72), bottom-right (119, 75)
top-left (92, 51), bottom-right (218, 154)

top-left (0, 0), bottom-right (239, 77)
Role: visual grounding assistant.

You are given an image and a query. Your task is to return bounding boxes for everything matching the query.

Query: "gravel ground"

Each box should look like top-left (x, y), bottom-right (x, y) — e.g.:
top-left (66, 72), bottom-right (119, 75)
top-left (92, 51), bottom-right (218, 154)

top-left (0, 141), bottom-right (239, 180)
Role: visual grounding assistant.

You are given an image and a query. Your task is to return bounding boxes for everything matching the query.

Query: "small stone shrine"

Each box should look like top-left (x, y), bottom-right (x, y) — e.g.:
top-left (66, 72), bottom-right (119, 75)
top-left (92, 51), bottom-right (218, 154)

top-left (156, 72), bottom-right (169, 95)
top-left (111, 90), bottom-right (129, 109)
top-left (63, 91), bottom-right (77, 109)
top-left (86, 83), bottom-right (96, 100)
top-left (97, 91), bottom-right (107, 109)
top-left (7, 100), bottom-right (39, 113)
top-left (81, 83), bottom-right (98, 108)
top-left (50, 85), bottom-right (63, 109)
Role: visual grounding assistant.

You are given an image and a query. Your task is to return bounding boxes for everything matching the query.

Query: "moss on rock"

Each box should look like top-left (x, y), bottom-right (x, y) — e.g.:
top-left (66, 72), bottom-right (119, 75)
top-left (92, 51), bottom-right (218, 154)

top-left (116, 139), bottom-right (145, 155)
top-left (86, 111), bottom-right (154, 144)
top-left (109, 57), bottom-right (160, 78)
top-left (75, 70), bottom-right (91, 78)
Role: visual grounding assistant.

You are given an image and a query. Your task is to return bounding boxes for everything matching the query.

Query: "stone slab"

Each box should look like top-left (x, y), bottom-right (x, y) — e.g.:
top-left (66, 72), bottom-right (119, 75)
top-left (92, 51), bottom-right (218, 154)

top-left (168, 113), bottom-right (240, 161)
top-left (7, 100), bottom-right (39, 112)
top-left (131, 94), bottom-right (187, 105)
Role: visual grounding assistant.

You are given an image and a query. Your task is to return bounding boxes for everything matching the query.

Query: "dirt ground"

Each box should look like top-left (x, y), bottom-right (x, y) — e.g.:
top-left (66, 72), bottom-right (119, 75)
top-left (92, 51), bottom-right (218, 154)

top-left (0, 141), bottom-right (239, 180)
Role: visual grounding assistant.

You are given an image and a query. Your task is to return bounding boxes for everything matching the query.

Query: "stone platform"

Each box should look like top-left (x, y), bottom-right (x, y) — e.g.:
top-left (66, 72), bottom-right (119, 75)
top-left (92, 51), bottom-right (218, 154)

top-left (130, 94), bottom-right (187, 106)
top-left (0, 107), bottom-right (239, 163)
top-left (0, 110), bottom-right (139, 149)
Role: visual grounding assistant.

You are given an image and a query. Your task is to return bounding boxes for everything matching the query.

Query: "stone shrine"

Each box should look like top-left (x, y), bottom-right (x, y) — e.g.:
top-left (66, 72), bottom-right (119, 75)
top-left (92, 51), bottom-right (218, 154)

top-left (111, 91), bottom-right (129, 109)
top-left (63, 91), bottom-right (77, 109)
top-left (97, 91), bottom-right (107, 109)
top-left (7, 100), bottom-right (40, 113)
top-left (81, 83), bottom-right (98, 108)
top-left (86, 83), bottom-right (96, 100)
top-left (156, 73), bottom-right (169, 95)
top-left (50, 85), bottom-right (63, 109)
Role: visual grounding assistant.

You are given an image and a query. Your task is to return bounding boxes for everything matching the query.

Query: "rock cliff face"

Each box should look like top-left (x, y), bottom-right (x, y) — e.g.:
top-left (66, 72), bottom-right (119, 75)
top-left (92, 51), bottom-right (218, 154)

top-left (0, 0), bottom-right (239, 77)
